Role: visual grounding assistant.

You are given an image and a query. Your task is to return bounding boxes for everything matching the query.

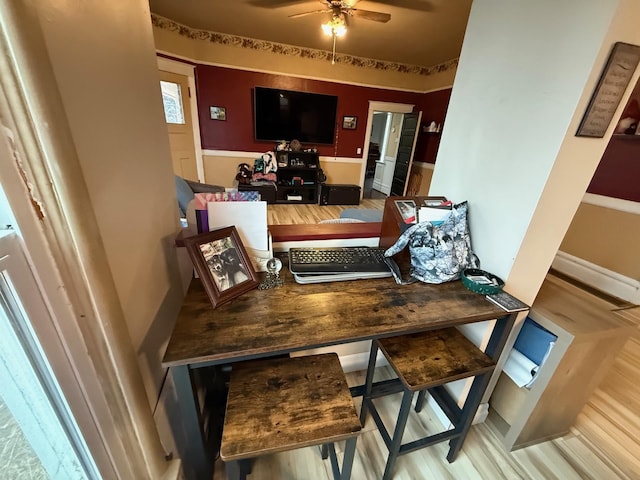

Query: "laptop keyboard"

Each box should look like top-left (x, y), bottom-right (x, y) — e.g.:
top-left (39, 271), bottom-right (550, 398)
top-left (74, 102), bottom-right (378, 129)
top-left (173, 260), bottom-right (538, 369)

top-left (289, 247), bottom-right (390, 274)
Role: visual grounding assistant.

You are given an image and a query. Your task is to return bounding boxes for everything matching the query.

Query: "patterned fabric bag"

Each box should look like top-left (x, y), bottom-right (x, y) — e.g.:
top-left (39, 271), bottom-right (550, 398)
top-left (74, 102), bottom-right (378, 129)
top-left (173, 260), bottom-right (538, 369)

top-left (384, 201), bottom-right (479, 285)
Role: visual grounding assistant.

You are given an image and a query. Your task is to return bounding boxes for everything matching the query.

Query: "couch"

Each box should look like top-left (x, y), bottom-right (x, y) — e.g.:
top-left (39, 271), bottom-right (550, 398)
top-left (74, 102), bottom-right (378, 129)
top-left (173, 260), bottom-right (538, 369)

top-left (175, 175), bottom-right (225, 217)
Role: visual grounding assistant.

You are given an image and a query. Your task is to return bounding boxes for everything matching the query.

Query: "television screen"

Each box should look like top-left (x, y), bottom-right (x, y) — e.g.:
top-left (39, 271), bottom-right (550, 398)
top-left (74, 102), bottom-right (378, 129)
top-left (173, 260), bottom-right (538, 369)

top-left (254, 87), bottom-right (338, 145)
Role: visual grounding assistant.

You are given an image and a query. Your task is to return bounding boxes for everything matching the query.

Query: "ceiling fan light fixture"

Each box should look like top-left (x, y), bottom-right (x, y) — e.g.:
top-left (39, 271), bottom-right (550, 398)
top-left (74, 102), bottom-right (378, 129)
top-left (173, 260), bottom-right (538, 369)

top-left (322, 14), bottom-right (347, 37)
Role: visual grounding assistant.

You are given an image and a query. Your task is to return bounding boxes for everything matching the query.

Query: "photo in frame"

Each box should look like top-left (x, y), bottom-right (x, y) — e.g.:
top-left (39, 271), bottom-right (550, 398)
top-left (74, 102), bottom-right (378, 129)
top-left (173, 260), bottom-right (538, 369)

top-left (342, 116), bottom-right (357, 130)
top-left (183, 226), bottom-right (259, 308)
top-left (394, 200), bottom-right (416, 224)
top-left (210, 106), bottom-right (227, 121)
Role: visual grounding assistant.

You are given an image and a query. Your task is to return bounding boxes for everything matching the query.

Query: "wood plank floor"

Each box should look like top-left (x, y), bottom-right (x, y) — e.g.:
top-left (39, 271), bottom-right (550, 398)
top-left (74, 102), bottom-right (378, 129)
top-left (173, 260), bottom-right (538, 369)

top-left (211, 202), bottom-right (640, 479)
top-left (267, 199), bottom-right (385, 225)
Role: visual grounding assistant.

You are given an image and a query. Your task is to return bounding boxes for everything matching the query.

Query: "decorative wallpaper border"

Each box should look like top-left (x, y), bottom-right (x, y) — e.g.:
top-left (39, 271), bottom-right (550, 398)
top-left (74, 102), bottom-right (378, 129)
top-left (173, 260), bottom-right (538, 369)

top-left (151, 14), bottom-right (457, 76)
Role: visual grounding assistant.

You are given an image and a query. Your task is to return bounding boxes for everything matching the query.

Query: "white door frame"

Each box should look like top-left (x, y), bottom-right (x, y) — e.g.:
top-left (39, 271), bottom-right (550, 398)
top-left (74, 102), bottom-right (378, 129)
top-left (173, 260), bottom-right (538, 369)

top-left (157, 57), bottom-right (205, 183)
top-left (360, 101), bottom-right (414, 197)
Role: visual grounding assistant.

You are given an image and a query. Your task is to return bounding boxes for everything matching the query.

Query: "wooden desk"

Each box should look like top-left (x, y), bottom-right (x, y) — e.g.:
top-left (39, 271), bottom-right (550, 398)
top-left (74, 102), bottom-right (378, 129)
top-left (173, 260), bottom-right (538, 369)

top-left (163, 265), bottom-right (523, 480)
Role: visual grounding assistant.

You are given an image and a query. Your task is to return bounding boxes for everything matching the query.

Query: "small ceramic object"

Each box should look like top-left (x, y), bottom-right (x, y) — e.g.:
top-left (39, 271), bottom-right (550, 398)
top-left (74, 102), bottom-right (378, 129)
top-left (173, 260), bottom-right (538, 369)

top-left (259, 257), bottom-right (284, 290)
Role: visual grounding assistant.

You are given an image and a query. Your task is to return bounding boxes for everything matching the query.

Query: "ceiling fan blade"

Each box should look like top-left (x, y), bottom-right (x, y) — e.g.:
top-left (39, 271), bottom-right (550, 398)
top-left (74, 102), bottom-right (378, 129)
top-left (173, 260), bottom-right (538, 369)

top-left (358, 0), bottom-right (434, 12)
top-left (248, 0), bottom-right (326, 8)
top-left (289, 8), bottom-right (332, 18)
top-left (348, 8), bottom-right (391, 23)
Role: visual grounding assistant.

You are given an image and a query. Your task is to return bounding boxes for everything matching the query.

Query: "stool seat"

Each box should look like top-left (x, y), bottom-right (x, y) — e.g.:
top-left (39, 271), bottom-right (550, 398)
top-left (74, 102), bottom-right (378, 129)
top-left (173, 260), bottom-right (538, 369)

top-left (221, 353), bottom-right (361, 479)
top-left (361, 327), bottom-right (497, 479)
top-left (378, 328), bottom-right (495, 391)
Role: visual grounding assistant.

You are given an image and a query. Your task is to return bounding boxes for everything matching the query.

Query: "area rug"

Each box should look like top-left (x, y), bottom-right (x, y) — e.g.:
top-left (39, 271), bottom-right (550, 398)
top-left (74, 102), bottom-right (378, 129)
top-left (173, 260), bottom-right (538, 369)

top-left (339, 208), bottom-right (383, 223)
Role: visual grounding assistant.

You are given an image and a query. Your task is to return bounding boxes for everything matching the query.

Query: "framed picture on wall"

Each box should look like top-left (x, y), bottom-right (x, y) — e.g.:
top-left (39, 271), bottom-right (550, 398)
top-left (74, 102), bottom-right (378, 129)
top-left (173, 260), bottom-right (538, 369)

top-left (576, 42), bottom-right (640, 137)
top-left (210, 106), bottom-right (227, 121)
top-left (342, 116), bottom-right (357, 130)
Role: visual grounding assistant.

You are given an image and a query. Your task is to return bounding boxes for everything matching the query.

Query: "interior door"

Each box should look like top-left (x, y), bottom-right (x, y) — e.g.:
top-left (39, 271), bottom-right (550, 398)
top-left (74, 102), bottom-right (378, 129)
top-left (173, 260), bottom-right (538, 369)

top-left (159, 71), bottom-right (198, 181)
top-left (390, 112), bottom-right (422, 196)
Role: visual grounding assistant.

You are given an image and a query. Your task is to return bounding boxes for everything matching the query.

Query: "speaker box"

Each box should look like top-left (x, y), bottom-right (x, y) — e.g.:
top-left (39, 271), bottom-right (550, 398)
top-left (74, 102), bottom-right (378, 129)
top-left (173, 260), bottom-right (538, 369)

top-left (319, 184), bottom-right (361, 206)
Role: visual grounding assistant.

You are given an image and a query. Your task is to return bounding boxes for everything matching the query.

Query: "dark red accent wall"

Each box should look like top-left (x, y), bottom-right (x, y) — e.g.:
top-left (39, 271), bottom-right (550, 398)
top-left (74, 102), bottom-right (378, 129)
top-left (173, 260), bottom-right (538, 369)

top-left (414, 88), bottom-right (451, 164)
top-left (196, 65), bottom-right (425, 158)
top-left (194, 64), bottom-right (636, 202)
top-left (587, 137), bottom-right (640, 202)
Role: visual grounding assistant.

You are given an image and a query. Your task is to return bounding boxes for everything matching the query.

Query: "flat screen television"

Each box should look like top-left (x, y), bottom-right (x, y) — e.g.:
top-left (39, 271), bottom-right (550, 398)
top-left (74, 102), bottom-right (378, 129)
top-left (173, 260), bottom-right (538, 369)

top-left (254, 86), bottom-right (338, 145)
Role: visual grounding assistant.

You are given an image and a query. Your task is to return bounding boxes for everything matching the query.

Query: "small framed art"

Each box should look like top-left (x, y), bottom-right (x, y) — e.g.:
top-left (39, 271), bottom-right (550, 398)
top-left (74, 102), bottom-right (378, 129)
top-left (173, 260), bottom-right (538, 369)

top-left (342, 116), bottom-right (357, 130)
top-left (183, 226), bottom-right (259, 308)
top-left (210, 106), bottom-right (227, 121)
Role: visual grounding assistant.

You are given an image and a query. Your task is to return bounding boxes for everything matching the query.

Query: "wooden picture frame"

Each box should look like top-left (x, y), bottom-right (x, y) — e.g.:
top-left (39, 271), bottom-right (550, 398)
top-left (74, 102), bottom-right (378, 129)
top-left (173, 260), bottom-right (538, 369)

top-left (210, 106), bottom-right (227, 121)
top-left (183, 226), bottom-right (259, 308)
top-left (576, 42), bottom-right (640, 138)
top-left (342, 116), bottom-right (357, 130)
top-left (394, 199), bottom-right (416, 224)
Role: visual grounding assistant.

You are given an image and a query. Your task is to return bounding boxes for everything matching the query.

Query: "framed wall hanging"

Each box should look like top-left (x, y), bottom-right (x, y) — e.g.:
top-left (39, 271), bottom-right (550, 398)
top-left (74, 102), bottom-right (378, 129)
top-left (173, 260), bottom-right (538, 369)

top-left (576, 42), bottom-right (640, 138)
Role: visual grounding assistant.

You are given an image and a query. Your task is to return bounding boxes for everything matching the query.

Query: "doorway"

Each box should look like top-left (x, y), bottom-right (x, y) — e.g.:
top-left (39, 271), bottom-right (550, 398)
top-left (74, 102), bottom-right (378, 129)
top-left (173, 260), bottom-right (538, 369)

top-left (360, 102), bottom-right (420, 199)
top-left (157, 57), bottom-right (205, 183)
top-left (159, 71), bottom-right (199, 181)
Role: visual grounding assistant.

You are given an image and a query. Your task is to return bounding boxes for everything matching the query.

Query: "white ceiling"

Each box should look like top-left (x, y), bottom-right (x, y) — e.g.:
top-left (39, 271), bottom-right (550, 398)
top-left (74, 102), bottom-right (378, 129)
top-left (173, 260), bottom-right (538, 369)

top-left (148, 0), bottom-right (473, 68)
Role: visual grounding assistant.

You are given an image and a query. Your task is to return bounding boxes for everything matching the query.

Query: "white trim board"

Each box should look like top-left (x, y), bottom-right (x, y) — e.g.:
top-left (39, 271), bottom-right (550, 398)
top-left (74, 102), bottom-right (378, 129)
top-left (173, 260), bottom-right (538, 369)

top-left (202, 149), bottom-right (362, 164)
top-left (413, 162), bottom-right (435, 171)
top-left (582, 193), bottom-right (640, 215)
top-left (552, 250), bottom-right (640, 304)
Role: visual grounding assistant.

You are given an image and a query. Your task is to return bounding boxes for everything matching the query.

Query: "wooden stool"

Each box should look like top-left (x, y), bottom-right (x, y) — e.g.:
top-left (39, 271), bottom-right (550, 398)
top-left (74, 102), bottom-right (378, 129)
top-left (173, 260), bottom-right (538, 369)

top-left (360, 328), bottom-right (496, 480)
top-left (220, 353), bottom-right (362, 480)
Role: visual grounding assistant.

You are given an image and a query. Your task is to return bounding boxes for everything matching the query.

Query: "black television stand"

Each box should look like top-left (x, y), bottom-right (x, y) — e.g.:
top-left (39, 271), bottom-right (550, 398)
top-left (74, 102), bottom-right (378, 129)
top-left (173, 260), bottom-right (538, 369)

top-left (274, 151), bottom-right (321, 204)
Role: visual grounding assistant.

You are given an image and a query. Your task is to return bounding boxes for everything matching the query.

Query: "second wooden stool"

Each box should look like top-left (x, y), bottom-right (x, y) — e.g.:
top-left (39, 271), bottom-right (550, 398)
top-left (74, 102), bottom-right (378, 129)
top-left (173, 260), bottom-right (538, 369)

top-left (360, 327), bottom-right (496, 479)
top-left (220, 353), bottom-right (362, 480)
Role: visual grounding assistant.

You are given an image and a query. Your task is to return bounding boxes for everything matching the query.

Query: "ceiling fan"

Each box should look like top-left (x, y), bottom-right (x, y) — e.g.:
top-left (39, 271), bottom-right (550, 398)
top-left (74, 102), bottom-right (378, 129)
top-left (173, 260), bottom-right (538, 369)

top-left (280, 1), bottom-right (394, 64)
top-left (289, 1), bottom-right (391, 26)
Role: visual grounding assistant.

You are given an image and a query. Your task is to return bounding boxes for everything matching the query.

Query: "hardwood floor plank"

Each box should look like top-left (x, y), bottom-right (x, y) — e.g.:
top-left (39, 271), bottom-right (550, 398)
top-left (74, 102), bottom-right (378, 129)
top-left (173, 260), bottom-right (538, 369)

top-left (267, 199), bottom-right (385, 225)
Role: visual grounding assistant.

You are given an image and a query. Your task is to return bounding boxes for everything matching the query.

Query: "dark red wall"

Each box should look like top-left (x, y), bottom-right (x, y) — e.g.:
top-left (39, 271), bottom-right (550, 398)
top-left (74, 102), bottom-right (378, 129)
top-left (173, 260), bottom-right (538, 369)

top-left (414, 88), bottom-right (451, 164)
top-left (194, 64), bottom-right (636, 201)
top-left (196, 65), bottom-right (426, 158)
top-left (587, 136), bottom-right (640, 202)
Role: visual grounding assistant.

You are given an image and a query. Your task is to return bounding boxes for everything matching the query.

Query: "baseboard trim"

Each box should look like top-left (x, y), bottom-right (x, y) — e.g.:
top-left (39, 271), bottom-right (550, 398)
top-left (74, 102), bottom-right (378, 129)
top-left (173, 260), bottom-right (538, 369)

top-left (552, 250), bottom-right (640, 304)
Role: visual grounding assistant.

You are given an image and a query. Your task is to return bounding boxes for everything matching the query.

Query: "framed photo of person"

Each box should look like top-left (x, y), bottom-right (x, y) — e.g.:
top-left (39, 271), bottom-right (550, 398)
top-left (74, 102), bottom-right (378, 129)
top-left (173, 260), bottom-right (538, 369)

top-left (183, 226), bottom-right (259, 308)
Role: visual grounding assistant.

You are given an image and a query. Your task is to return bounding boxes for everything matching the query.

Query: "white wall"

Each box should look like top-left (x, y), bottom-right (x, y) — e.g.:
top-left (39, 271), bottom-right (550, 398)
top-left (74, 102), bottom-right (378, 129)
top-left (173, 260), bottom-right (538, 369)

top-left (431, 0), bottom-right (620, 290)
top-left (429, 0), bottom-right (640, 405)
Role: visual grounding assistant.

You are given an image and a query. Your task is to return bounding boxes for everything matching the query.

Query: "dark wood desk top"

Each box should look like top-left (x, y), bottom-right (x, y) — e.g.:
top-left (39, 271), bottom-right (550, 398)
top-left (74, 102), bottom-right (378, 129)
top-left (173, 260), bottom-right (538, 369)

top-left (162, 268), bottom-right (507, 368)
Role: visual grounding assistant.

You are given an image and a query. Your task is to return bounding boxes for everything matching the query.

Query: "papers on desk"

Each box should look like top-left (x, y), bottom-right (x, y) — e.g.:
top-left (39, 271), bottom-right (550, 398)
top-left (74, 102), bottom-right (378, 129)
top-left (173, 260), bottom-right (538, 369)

top-left (417, 200), bottom-right (452, 226)
top-left (207, 201), bottom-right (271, 271)
top-left (503, 317), bottom-right (556, 389)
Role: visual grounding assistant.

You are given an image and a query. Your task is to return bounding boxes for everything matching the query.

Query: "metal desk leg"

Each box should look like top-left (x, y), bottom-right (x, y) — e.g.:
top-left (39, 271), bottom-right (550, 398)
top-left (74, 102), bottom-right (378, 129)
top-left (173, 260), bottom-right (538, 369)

top-left (360, 341), bottom-right (379, 424)
top-left (486, 313), bottom-right (517, 360)
top-left (170, 365), bottom-right (212, 480)
top-left (446, 372), bottom-right (492, 462)
top-left (446, 313), bottom-right (516, 461)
